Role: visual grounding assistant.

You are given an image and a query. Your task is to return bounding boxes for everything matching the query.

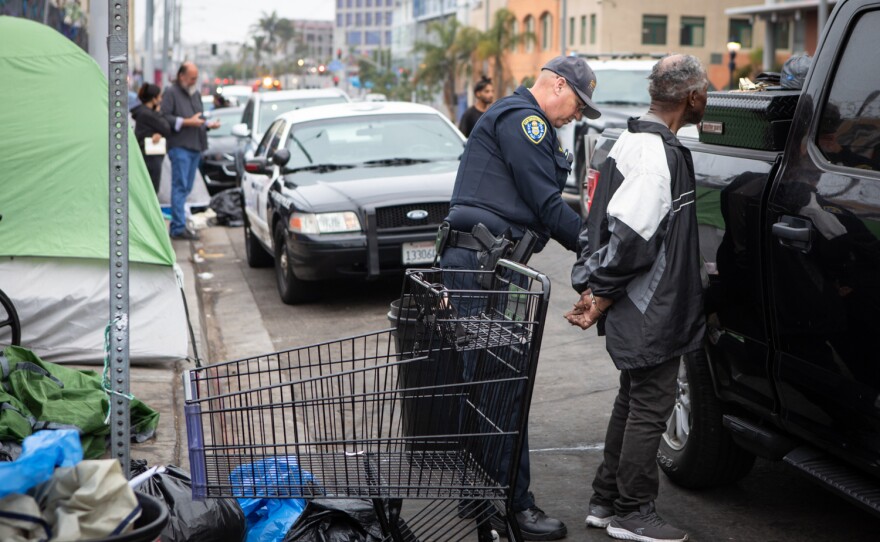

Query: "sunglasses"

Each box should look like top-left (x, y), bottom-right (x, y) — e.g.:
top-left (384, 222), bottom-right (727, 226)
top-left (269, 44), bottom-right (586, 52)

top-left (565, 80), bottom-right (589, 115)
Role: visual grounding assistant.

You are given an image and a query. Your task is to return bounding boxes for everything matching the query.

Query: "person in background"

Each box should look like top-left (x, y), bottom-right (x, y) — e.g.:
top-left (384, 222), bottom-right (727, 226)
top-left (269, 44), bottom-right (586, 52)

top-left (161, 62), bottom-right (219, 240)
top-left (567, 54), bottom-right (709, 542)
top-left (132, 83), bottom-right (171, 194)
top-left (458, 76), bottom-right (495, 137)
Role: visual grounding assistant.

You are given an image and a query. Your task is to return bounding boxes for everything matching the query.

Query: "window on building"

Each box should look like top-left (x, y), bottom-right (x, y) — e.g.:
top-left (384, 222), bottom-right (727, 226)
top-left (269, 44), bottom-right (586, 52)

top-left (510, 19), bottom-right (519, 52)
top-left (569, 17), bottom-right (575, 46)
top-left (366, 0), bottom-right (371, 6)
top-left (580, 15), bottom-right (586, 45)
top-left (365, 31), bottom-right (381, 45)
top-left (347, 31), bottom-right (362, 45)
top-left (680, 16), bottom-right (705, 47)
top-left (777, 21), bottom-right (791, 49)
top-left (642, 15), bottom-right (667, 45)
top-left (337, 14), bottom-right (343, 27)
top-left (356, 0), bottom-right (362, 6)
top-left (385, 31), bottom-right (392, 45)
top-left (337, 0), bottom-right (343, 8)
top-left (728, 18), bottom-right (752, 48)
top-left (816, 10), bottom-right (880, 170)
top-left (525, 16), bottom-right (535, 52)
top-left (346, 0), bottom-right (352, 7)
top-left (346, 13), bottom-right (352, 26)
top-left (366, 12), bottom-right (372, 26)
top-left (541, 13), bottom-right (552, 51)
top-left (356, 13), bottom-right (362, 26)
top-left (386, 12), bottom-right (392, 26)
top-left (590, 14), bottom-right (596, 45)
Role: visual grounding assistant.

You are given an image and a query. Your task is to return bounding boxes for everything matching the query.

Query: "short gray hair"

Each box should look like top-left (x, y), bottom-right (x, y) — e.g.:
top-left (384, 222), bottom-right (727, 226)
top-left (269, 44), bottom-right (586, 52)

top-left (648, 55), bottom-right (707, 103)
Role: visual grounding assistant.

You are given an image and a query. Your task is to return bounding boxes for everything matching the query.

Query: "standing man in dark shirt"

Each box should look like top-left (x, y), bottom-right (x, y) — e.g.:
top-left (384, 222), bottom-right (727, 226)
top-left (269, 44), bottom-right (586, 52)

top-left (458, 76), bottom-right (495, 137)
top-left (161, 62), bottom-right (219, 240)
top-left (439, 55), bottom-right (601, 540)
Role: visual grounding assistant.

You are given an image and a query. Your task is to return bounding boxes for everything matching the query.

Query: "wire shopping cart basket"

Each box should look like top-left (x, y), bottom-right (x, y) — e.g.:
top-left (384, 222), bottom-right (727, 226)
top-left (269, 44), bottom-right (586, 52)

top-left (183, 260), bottom-right (551, 542)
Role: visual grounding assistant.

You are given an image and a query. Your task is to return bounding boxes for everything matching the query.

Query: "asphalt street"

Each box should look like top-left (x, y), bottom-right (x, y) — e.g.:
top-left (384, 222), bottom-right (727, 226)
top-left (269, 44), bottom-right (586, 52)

top-left (188, 225), bottom-right (878, 541)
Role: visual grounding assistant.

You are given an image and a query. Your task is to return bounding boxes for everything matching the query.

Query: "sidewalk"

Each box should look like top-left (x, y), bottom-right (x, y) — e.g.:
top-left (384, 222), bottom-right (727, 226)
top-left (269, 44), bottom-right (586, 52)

top-left (126, 238), bottom-right (205, 470)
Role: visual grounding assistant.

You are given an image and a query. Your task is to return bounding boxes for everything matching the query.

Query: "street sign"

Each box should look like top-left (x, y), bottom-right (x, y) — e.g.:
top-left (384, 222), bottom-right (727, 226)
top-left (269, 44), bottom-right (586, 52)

top-left (350, 76), bottom-right (361, 88)
top-left (327, 59), bottom-right (344, 72)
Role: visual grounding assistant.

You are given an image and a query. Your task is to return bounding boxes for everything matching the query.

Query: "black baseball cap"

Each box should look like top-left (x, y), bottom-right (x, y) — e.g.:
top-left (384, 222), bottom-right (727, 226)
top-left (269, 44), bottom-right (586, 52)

top-left (542, 56), bottom-right (601, 119)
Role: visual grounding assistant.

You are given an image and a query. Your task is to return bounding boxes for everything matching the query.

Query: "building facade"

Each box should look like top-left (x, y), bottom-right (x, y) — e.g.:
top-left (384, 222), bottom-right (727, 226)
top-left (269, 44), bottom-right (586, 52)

top-left (334, 0), bottom-right (396, 60)
top-left (292, 20), bottom-right (334, 64)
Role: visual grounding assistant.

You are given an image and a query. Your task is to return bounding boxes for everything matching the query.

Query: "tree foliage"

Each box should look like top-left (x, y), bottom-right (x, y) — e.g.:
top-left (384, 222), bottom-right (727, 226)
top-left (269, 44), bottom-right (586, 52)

top-left (413, 16), bottom-right (479, 119)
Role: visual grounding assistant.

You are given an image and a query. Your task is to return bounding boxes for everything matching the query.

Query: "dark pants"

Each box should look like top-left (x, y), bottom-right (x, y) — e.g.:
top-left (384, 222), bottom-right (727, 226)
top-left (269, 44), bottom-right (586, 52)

top-left (143, 154), bottom-right (164, 193)
top-left (440, 245), bottom-right (534, 512)
top-left (591, 357), bottom-right (679, 513)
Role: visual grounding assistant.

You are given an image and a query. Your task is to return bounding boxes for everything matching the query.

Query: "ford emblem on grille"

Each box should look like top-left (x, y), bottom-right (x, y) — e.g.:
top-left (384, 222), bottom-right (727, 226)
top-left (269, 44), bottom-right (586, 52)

top-left (406, 210), bottom-right (429, 220)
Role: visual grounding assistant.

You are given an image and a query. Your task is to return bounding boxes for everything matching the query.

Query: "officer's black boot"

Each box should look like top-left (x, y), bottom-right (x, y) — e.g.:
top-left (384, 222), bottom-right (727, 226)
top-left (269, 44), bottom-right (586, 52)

top-left (490, 504), bottom-right (568, 541)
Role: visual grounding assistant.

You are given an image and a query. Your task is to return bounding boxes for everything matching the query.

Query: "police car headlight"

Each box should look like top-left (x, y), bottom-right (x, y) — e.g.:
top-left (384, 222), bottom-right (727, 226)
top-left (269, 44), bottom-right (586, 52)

top-left (289, 212), bottom-right (361, 234)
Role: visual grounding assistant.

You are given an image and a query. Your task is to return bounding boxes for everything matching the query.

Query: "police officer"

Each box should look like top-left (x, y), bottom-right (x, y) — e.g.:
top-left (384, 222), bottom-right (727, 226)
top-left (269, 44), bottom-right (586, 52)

top-left (440, 56), bottom-right (601, 540)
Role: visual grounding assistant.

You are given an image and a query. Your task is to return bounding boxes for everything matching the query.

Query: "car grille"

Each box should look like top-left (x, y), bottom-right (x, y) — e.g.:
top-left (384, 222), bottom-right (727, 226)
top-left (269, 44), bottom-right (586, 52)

top-left (375, 202), bottom-right (449, 230)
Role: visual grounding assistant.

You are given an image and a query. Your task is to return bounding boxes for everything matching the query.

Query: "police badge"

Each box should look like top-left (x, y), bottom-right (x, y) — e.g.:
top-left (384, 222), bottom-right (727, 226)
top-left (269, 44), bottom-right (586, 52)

top-left (521, 115), bottom-right (547, 144)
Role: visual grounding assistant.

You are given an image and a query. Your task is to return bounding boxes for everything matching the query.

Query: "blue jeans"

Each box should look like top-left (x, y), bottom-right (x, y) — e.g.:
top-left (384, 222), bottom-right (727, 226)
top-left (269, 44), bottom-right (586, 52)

top-left (440, 246), bottom-right (534, 512)
top-left (167, 147), bottom-right (201, 235)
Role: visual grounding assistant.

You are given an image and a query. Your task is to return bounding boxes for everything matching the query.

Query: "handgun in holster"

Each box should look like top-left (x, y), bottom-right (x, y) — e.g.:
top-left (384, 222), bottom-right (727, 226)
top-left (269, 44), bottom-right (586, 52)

top-left (472, 223), bottom-right (514, 288)
top-left (432, 221), bottom-right (451, 266)
top-left (509, 229), bottom-right (538, 265)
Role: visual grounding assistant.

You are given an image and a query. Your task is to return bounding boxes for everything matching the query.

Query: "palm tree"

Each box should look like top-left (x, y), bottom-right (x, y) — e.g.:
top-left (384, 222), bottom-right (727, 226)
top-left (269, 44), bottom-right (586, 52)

top-left (475, 8), bottom-right (536, 95)
top-left (413, 16), bottom-right (479, 120)
top-left (251, 11), bottom-right (282, 70)
top-left (276, 18), bottom-right (296, 57)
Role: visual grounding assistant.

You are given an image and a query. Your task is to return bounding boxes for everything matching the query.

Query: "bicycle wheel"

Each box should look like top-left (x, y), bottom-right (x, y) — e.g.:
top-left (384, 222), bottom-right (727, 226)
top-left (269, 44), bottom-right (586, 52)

top-left (0, 289), bottom-right (21, 346)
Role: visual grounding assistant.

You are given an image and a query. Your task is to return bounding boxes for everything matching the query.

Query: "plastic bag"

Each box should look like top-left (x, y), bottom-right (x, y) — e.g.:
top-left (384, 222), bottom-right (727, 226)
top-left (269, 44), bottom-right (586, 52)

top-left (0, 429), bottom-right (82, 498)
top-left (230, 456), bottom-right (317, 542)
top-left (282, 499), bottom-right (386, 542)
top-left (131, 459), bottom-right (246, 542)
top-left (781, 55), bottom-right (812, 90)
top-left (209, 187), bottom-right (244, 226)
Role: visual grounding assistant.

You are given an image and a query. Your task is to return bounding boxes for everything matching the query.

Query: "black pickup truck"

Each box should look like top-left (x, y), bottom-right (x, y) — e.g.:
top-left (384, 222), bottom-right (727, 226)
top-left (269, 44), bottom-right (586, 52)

top-left (584, 0), bottom-right (880, 516)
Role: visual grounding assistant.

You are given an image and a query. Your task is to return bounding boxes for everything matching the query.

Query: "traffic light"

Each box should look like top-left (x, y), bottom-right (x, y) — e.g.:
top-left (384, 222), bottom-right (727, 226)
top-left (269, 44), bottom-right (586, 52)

top-left (332, 76), bottom-right (340, 87)
top-left (336, 49), bottom-right (342, 60)
top-left (211, 43), bottom-right (217, 55)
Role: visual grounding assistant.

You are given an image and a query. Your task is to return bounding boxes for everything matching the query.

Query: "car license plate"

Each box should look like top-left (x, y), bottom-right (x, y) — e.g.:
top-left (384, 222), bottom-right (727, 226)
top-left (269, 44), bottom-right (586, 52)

top-left (402, 241), bottom-right (435, 265)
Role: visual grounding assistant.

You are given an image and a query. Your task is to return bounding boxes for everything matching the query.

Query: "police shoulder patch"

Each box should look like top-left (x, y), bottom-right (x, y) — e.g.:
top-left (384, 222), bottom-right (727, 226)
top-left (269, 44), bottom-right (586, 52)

top-left (521, 115), bottom-right (547, 144)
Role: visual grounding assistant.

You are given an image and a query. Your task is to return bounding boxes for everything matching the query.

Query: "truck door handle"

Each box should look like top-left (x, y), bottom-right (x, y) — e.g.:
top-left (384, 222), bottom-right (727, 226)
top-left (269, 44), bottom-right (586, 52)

top-left (772, 216), bottom-right (811, 252)
top-left (772, 223), bottom-right (810, 241)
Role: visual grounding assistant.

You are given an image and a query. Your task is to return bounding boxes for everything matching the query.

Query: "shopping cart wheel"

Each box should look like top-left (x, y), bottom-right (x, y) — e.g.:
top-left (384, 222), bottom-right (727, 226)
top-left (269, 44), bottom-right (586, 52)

top-left (491, 530), bottom-right (500, 541)
top-left (0, 289), bottom-right (20, 346)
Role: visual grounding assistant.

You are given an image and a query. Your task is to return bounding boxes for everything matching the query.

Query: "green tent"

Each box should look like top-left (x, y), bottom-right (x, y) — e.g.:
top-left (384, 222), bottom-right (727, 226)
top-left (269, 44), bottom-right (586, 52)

top-left (0, 16), bottom-right (187, 363)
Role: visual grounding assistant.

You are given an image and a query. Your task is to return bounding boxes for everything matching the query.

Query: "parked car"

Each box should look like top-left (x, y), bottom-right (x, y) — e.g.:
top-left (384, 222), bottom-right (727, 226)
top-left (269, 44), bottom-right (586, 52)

top-left (241, 101), bottom-right (465, 304)
top-left (238, 88), bottom-right (351, 151)
top-left (200, 106), bottom-right (245, 195)
top-left (587, 0), bottom-right (880, 517)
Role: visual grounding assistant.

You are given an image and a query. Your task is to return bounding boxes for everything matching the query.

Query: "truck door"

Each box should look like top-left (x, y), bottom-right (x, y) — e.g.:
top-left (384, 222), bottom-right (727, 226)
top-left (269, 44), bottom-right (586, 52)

top-left (766, 5), bottom-right (880, 469)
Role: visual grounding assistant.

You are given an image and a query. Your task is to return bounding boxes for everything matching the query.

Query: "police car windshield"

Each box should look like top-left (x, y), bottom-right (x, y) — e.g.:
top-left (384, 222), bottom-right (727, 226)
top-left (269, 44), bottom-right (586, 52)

top-left (591, 69), bottom-right (652, 105)
top-left (284, 113), bottom-right (464, 171)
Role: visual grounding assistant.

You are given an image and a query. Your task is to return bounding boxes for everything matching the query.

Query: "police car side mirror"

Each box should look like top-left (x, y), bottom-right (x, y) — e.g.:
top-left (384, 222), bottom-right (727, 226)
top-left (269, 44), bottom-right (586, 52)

top-left (231, 123), bottom-right (250, 138)
top-left (271, 149), bottom-right (291, 167)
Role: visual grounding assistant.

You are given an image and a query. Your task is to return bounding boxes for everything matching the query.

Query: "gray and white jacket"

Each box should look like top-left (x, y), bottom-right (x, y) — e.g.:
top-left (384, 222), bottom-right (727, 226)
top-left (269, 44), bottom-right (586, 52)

top-left (571, 117), bottom-right (705, 369)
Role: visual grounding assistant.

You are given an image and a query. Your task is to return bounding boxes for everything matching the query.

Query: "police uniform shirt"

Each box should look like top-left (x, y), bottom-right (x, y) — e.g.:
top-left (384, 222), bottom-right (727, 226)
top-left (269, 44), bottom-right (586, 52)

top-left (446, 86), bottom-right (582, 252)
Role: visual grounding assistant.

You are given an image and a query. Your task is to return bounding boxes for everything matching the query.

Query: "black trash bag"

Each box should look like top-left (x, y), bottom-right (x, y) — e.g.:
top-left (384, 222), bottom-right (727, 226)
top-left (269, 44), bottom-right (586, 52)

top-left (283, 499), bottom-right (417, 542)
top-left (781, 54), bottom-right (812, 90)
top-left (131, 459), bottom-right (247, 542)
top-left (209, 187), bottom-right (244, 226)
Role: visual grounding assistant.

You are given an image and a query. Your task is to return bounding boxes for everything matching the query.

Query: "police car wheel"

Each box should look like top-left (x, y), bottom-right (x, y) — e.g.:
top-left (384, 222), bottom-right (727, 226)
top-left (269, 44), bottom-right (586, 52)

top-left (273, 221), bottom-right (312, 305)
top-left (244, 216), bottom-right (272, 268)
top-left (657, 348), bottom-right (755, 489)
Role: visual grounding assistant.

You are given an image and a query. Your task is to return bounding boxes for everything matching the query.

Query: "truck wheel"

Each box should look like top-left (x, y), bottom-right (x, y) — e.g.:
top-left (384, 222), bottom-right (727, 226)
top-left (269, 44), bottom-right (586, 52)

top-left (657, 349), bottom-right (755, 488)
top-left (244, 217), bottom-right (272, 268)
top-left (273, 221), bottom-right (313, 305)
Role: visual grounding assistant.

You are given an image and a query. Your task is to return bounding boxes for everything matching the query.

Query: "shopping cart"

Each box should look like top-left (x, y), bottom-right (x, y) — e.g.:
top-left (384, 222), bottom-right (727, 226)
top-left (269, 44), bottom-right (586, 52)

top-left (183, 259), bottom-right (551, 542)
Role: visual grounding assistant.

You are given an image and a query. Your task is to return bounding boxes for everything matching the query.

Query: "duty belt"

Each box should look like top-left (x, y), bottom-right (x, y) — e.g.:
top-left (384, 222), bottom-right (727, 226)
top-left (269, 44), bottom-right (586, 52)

top-left (446, 229), bottom-right (497, 251)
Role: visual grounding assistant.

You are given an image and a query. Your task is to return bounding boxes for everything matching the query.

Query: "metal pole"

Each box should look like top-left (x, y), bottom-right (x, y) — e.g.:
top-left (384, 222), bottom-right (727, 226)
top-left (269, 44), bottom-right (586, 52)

top-left (162, 0), bottom-right (171, 86)
top-left (560, 0), bottom-right (567, 55)
top-left (144, 0), bottom-right (155, 85)
top-left (107, 0), bottom-right (131, 475)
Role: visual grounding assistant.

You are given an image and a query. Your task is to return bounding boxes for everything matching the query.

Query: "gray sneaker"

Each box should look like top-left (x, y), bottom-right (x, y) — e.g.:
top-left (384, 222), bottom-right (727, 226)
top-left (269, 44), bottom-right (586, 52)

top-left (585, 502), bottom-right (614, 528)
top-left (606, 503), bottom-right (688, 542)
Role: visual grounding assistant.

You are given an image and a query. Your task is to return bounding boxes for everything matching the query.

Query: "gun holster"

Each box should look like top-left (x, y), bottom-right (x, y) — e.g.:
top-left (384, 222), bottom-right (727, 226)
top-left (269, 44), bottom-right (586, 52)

top-left (472, 223), bottom-right (513, 288)
top-left (433, 222), bottom-right (451, 266)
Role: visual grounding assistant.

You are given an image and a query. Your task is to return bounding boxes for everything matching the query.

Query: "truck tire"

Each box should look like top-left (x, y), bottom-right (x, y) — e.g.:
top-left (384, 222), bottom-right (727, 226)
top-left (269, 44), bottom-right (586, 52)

top-left (657, 349), bottom-right (756, 488)
top-left (243, 215), bottom-right (272, 268)
top-left (273, 221), bottom-right (313, 305)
